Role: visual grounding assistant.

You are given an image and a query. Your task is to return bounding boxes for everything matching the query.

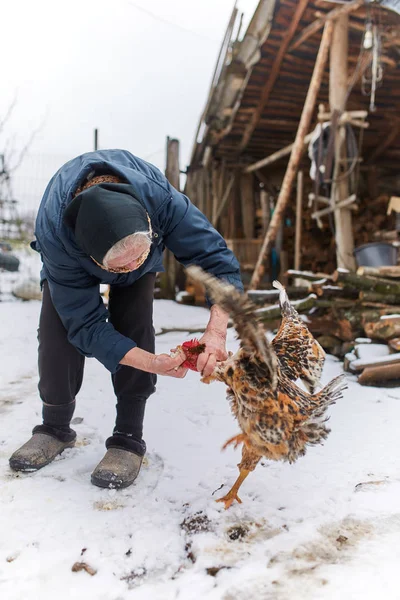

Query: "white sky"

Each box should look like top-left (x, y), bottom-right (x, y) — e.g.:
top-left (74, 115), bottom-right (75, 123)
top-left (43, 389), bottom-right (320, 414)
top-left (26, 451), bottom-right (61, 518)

top-left (1, 0), bottom-right (259, 210)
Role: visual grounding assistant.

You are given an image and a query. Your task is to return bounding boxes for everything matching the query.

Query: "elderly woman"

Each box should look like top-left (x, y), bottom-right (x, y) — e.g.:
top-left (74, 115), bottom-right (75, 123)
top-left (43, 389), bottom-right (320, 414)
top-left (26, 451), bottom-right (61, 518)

top-left (9, 149), bottom-right (243, 489)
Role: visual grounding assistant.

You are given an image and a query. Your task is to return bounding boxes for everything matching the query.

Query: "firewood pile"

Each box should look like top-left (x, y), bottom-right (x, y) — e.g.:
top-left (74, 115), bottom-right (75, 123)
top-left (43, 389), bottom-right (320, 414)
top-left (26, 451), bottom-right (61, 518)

top-left (250, 265), bottom-right (400, 386)
top-left (282, 195), bottom-right (397, 274)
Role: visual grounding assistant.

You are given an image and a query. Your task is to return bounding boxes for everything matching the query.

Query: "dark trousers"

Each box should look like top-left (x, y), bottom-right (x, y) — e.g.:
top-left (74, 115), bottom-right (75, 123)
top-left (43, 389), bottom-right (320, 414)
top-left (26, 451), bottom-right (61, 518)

top-left (37, 274), bottom-right (156, 453)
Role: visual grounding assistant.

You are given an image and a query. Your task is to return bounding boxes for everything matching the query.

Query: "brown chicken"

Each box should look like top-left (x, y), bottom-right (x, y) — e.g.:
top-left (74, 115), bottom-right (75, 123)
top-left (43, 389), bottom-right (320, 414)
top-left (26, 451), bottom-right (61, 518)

top-left (186, 266), bottom-right (347, 509)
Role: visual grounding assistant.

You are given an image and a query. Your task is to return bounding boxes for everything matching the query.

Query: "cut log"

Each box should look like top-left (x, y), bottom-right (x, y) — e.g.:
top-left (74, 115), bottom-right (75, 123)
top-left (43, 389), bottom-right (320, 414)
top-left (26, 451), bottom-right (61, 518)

top-left (350, 352), bottom-right (400, 372)
top-left (247, 287), bottom-right (309, 304)
top-left (358, 363), bottom-right (400, 386)
top-left (316, 299), bottom-right (356, 309)
top-left (317, 285), bottom-right (359, 299)
top-left (333, 270), bottom-right (400, 295)
top-left (306, 314), bottom-right (357, 342)
top-left (316, 335), bottom-right (343, 357)
top-left (256, 294), bottom-right (317, 321)
top-left (357, 266), bottom-right (400, 279)
top-left (359, 291), bottom-right (400, 305)
top-left (355, 343), bottom-right (390, 360)
top-left (388, 337), bottom-right (400, 352)
top-left (287, 269), bottom-right (333, 281)
top-left (364, 317), bottom-right (400, 341)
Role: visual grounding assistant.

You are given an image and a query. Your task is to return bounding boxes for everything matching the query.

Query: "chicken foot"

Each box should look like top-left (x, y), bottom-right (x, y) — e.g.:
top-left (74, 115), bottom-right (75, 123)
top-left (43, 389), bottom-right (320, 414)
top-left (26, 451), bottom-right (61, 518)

top-left (216, 468), bottom-right (250, 509)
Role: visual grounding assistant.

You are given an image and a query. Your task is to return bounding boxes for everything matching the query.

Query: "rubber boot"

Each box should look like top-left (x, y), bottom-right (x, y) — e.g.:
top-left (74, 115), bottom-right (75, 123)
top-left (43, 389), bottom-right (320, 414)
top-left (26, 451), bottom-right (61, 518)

top-left (91, 448), bottom-right (143, 489)
top-left (9, 428), bottom-right (76, 472)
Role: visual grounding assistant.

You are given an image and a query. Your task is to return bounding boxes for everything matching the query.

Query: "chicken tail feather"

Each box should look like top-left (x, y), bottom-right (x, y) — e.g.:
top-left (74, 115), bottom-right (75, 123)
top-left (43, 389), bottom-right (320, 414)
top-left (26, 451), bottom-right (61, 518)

top-left (186, 266), bottom-right (278, 388)
top-left (272, 280), bottom-right (296, 317)
top-left (311, 374), bottom-right (348, 419)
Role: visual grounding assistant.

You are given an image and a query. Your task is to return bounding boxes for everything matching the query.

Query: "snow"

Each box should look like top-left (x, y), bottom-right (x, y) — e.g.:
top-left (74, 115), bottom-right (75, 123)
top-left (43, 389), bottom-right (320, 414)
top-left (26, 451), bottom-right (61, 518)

top-left (355, 343), bottom-right (390, 360)
top-left (350, 352), bottom-right (400, 370)
top-left (1, 291), bottom-right (400, 598)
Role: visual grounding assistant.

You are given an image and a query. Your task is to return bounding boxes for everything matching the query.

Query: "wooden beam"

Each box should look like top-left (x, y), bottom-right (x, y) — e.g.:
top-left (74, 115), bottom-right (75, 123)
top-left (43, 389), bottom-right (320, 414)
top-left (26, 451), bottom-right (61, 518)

top-left (260, 189), bottom-right (270, 235)
top-left (212, 173), bottom-right (235, 227)
top-left (330, 15), bottom-right (356, 271)
top-left (244, 133), bottom-right (314, 173)
top-left (162, 137), bottom-right (180, 299)
top-left (294, 170), bottom-right (303, 271)
top-left (311, 194), bottom-right (357, 219)
top-left (238, 0), bottom-right (310, 152)
top-left (289, 0), bottom-right (365, 53)
top-left (239, 173), bottom-right (255, 238)
top-left (249, 21), bottom-right (334, 290)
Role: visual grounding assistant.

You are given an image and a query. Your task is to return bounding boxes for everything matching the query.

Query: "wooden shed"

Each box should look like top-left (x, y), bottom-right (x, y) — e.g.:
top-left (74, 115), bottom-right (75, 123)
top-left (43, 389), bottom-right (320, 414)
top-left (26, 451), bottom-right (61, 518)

top-left (185, 0), bottom-right (400, 288)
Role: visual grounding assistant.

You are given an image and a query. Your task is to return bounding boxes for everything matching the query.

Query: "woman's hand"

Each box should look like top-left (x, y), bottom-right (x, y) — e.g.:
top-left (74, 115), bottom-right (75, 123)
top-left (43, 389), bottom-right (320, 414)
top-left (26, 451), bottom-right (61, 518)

top-left (196, 304), bottom-right (230, 377)
top-left (121, 347), bottom-right (188, 378)
top-left (196, 330), bottom-right (228, 377)
top-left (152, 352), bottom-right (188, 378)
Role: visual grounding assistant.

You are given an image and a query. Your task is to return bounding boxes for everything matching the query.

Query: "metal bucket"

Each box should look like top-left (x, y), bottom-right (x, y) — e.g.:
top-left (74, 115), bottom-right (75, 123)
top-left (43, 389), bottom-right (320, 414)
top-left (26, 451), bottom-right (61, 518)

top-left (353, 242), bottom-right (398, 267)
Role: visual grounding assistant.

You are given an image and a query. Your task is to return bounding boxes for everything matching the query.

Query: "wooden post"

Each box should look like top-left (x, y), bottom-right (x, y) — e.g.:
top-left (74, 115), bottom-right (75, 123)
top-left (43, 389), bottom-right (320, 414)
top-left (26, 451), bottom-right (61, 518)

top-left (330, 15), bottom-right (356, 271)
top-left (239, 173), bottom-right (255, 238)
top-left (244, 133), bottom-right (314, 173)
top-left (212, 173), bottom-right (235, 228)
top-left (161, 136), bottom-right (180, 299)
top-left (260, 189), bottom-right (270, 235)
top-left (249, 21), bottom-right (334, 290)
top-left (94, 128), bottom-right (98, 151)
top-left (294, 170), bottom-right (303, 271)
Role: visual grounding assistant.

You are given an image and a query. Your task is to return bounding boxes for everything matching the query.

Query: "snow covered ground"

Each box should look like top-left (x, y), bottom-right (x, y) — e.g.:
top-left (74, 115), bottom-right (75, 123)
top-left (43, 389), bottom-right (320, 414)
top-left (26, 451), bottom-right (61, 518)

top-left (1, 286), bottom-right (400, 599)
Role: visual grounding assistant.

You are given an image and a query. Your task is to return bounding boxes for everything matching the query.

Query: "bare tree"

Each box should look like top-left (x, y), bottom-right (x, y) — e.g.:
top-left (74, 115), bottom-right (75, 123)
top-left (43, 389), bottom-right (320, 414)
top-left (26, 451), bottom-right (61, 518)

top-left (0, 96), bottom-right (44, 240)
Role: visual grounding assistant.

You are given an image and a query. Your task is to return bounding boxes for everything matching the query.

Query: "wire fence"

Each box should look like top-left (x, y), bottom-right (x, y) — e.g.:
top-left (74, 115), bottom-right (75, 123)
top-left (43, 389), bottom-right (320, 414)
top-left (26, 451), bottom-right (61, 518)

top-left (0, 152), bottom-right (72, 241)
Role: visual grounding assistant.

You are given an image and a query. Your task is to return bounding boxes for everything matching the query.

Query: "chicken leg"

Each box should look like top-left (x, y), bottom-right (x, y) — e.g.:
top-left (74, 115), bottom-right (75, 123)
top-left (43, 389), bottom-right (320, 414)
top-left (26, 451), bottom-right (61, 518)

top-left (217, 443), bottom-right (262, 509)
top-left (216, 467), bottom-right (250, 509)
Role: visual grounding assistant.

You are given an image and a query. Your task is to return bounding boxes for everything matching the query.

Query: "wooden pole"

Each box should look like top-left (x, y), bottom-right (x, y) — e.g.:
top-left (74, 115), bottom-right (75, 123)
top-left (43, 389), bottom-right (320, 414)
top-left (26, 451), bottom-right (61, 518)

top-left (94, 128), bottom-right (98, 151)
top-left (294, 170), bottom-right (303, 271)
top-left (212, 173), bottom-right (235, 227)
top-left (162, 136), bottom-right (180, 299)
top-left (260, 189), bottom-right (270, 235)
top-left (249, 21), bottom-right (334, 290)
top-left (239, 173), bottom-right (255, 238)
top-left (244, 133), bottom-right (314, 173)
top-left (330, 15), bottom-right (356, 271)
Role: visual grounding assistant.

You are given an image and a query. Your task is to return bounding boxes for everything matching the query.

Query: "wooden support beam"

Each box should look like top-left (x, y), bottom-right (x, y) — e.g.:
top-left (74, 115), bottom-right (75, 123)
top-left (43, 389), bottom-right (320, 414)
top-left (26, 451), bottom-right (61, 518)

top-left (249, 21), bottom-right (334, 290)
top-left (238, 0), bottom-right (310, 152)
top-left (294, 170), bottom-right (303, 271)
top-left (162, 137), bottom-right (180, 299)
top-left (330, 15), bottom-right (356, 271)
top-left (244, 133), bottom-right (314, 173)
top-left (289, 0), bottom-right (365, 53)
top-left (212, 173), bottom-right (235, 227)
top-left (239, 173), bottom-right (255, 238)
top-left (260, 189), bottom-right (270, 235)
top-left (311, 194), bottom-right (357, 219)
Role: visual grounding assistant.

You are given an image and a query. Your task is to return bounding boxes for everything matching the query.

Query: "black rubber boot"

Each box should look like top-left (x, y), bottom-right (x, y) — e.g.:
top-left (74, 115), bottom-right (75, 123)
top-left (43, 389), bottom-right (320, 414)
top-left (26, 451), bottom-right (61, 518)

top-left (91, 448), bottom-right (143, 489)
top-left (9, 426), bottom-right (76, 472)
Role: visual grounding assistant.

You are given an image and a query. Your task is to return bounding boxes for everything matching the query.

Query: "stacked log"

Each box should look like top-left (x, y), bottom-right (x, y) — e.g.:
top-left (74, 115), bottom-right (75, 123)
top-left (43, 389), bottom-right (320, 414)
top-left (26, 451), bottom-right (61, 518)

top-left (281, 194), bottom-right (397, 274)
top-left (255, 265), bottom-right (400, 385)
